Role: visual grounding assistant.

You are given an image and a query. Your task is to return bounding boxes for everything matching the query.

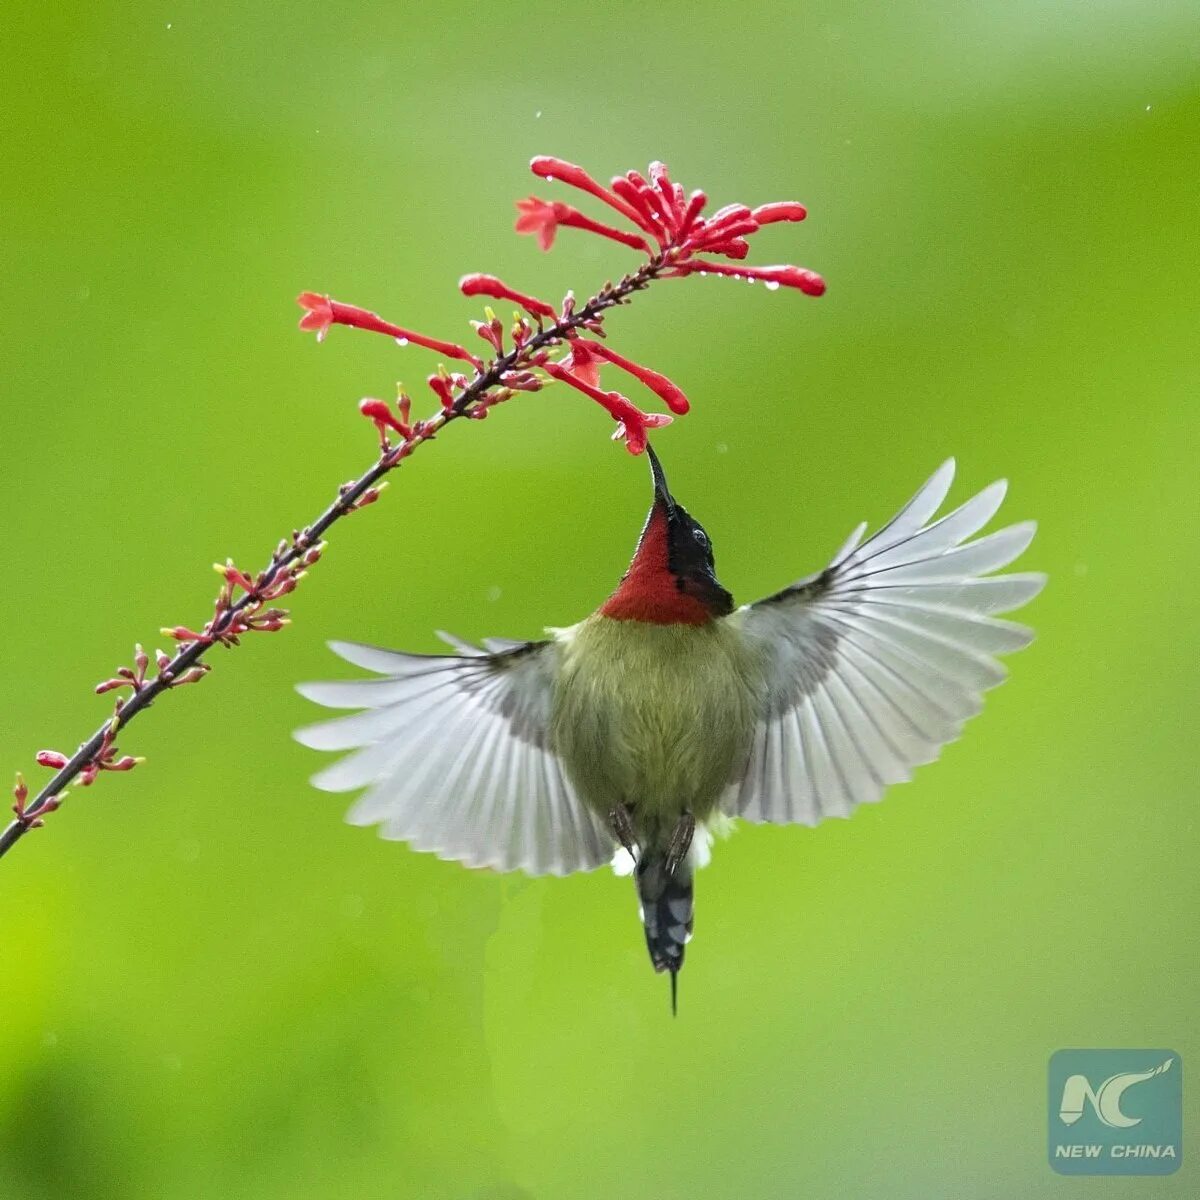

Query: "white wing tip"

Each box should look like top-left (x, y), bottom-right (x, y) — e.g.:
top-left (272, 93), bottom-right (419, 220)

top-left (934, 456), bottom-right (956, 484)
top-left (292, 722), bottom-right (322, 748)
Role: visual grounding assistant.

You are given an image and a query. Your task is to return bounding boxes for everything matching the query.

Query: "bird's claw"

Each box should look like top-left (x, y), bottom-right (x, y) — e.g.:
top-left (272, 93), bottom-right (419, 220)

top-left (663, 811), bottom-right (695, 877)
top-left (609, 804), bottom-right (637, 863)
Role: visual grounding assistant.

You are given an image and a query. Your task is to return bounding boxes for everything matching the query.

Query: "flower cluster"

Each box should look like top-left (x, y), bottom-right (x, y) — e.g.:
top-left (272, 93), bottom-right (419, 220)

top-left (298, 155), bottom-right (822, 456)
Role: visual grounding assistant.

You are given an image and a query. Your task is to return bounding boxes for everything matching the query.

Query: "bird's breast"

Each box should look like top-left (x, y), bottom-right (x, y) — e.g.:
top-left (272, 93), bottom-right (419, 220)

top-left (549, 616), bottom-right (761, 842)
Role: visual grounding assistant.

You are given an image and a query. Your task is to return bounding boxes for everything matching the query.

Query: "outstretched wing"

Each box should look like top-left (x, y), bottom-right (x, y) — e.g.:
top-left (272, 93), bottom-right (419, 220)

top-left (294, 635), bottom-right (614, 875)
top-left (725, 459), bottom-right (1045, 825)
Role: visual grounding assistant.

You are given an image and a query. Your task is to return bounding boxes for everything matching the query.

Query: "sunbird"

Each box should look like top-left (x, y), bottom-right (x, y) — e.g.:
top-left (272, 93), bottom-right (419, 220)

top-left (296, 449), bottom-right (1043, 1011)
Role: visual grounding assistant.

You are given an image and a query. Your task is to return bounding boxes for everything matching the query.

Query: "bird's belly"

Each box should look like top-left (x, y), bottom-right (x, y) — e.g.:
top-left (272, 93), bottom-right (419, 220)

top-left (550, 617), bottom-right (758, 841)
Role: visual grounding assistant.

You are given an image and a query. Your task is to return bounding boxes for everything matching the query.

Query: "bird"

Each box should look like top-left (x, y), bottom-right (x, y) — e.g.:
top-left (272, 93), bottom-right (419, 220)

top-left (295, 448), bottom-right (1045, 1012)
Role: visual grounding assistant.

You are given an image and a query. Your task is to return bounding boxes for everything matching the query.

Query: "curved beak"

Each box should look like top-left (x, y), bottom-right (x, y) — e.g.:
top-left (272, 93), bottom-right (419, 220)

top-left (645, 443), bottom-right (675, 512)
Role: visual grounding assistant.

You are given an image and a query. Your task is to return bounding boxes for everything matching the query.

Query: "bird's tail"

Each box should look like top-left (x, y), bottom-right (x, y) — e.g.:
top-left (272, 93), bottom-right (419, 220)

top-left (635, 853), bottom-right (693, 1014)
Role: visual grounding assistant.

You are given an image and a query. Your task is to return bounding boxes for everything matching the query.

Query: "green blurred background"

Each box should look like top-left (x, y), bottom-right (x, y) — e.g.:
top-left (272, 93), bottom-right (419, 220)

top-left (2, 1), bottom-right (1197, 1196)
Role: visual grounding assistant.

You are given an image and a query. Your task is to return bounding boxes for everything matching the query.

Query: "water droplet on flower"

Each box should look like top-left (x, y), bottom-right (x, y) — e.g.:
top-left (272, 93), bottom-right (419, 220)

top-left (546, 175), bottom-right (556, 183)
top-left (395, 337), bottom-right (409, 347)
top-left (765, 280), bottom-right (780, 291)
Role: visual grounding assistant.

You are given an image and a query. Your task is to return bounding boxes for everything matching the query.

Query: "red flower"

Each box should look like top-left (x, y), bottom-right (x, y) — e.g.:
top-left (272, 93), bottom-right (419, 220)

top-left (359, 398), bottom-right (412, 440)
top-left (574, 339), bottom-right (689, 415)
top-left (297, 292), bottom-right (334, 342)
top-left (459, 273), bottom-right (556, 320)
top-left (516, 198), bottom-right (649, 254)
top-left (560, 341), bottom-right (601, 389)
top-left (543, 361), bottom-right (674, 456)
top-left (515, 197), bottom-right (561, 251)
top-left (678, 260), bottom-right (826, 296)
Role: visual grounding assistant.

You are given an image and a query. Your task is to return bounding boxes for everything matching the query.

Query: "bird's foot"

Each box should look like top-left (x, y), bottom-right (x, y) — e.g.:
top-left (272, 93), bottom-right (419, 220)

top-left (663, 811), bottom-right (695, 877)
top-left (609, 804), bottom-right (638, 862)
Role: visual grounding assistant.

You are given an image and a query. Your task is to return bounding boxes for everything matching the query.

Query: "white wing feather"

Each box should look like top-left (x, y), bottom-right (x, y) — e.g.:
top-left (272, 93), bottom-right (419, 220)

top-left (726, 459), bottom-right (1045, 824)
top-left (295, 638), bottom-right (613, 874)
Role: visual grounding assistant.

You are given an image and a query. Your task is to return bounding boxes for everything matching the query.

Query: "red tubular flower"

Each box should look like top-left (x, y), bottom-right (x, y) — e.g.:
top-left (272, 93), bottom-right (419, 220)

top-left (529, 156), bottom-right (651, 233)
top-left (297, 292), bottom-right (334, 341)
top-left (699, 237), bottom-right (750, 260)
top-left (574, 339), bottom-right (689, 414)
top-left (614, 174), bottom-right (676, 244)
top-left (752, 201), bottom-right (808, 224)
top-left (459, 273), bottom-right (555, 319)
top-left (612, 411), bottom-right (673, 456)
top-left (359, 398), bottom-right (412, 440)
top-left (297, 294), bottom-right (482, 367)
top-left (516, 198), bottom-right (649, 254)
top-left (543, 362), bottom-right (673, 456)
top-left (514, 198), bottom-right (560, 251)
top-left (610, 178), bottom-right (668, 244)
top-left (560, 341), bottom-right (601, 389)
top-left (427, 374), bottom-right (456, 410)
top-left (681, 260), bottom-right (827, 296)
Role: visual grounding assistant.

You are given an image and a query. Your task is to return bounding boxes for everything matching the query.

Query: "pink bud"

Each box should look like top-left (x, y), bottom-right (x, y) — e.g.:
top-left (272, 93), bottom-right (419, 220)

top-left (35, 751), bottom-right (69, 770)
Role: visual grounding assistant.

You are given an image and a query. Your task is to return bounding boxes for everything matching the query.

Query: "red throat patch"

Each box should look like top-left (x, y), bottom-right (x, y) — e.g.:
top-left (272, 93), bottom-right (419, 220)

top-left (599, 504), bottom-right (713, 625)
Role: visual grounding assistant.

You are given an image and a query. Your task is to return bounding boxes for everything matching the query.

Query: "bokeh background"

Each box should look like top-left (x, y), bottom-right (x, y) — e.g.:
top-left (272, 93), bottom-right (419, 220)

top-left (2, 2), bottom-right (1197, 1197)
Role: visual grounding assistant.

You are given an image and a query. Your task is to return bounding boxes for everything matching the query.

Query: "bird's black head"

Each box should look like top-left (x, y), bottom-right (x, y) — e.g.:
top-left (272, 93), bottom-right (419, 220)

top-left (644, 444), bottom-right (734, 618)
top-left (601, 443), bottom-right (734, 624)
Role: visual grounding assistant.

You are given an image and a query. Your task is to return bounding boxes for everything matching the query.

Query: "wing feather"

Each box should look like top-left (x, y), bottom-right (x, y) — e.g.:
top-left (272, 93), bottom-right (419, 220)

top-left (727, 461), bottom-right (1044, 825)
top-left (296, 637), bottom-right (613, 874)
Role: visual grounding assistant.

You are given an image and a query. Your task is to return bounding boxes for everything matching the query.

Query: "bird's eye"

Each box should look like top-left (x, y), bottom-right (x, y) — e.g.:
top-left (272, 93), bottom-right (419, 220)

top-left (692, 527), bottom-right (709, 549)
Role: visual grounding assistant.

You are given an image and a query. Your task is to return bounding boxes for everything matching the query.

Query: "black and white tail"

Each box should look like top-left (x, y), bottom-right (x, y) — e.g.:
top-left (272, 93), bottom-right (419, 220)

top-left (635, 855), bottom-right (693, 1014)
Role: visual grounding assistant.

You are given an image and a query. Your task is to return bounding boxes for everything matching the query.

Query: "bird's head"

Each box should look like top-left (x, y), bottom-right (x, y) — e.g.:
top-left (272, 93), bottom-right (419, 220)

top-left (600, 444), bottom-right (734, 624)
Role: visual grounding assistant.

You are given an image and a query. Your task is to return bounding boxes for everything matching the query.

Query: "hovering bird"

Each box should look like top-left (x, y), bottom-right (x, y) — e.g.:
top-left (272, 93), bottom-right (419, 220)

top-left (296, 449), bottom-right (1044, 1011)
